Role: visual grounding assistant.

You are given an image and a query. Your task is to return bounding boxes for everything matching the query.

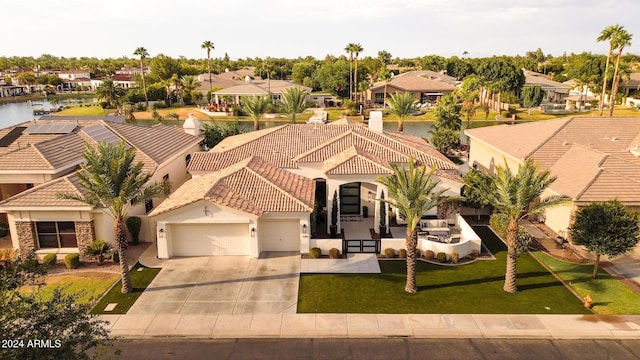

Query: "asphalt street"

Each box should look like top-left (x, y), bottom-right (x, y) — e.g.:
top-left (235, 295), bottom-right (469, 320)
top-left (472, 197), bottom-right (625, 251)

top-left (103, 338), bottom-right (640, 360)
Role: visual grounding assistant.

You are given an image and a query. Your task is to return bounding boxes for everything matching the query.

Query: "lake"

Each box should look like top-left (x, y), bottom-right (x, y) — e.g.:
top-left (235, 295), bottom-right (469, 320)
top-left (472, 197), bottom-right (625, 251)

top-left (0, 97), bottom-right (96, 128)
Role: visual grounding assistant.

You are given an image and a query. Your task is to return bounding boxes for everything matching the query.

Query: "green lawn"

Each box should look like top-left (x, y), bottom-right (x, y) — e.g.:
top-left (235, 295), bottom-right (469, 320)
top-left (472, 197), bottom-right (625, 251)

top-left (23, 272), bottom-right (119, 305)
top-left (90, 263), bottom-right (160, 314)
top-left (298, 226), bottom-right (589, 314)
top-left (56, 105), bottom-right (111, 116)
top-left (531, 252), bottom-right (640, 315)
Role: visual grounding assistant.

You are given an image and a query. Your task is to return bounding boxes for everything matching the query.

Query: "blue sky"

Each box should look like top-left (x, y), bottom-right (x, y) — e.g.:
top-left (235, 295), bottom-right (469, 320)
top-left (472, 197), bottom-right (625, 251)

top-left (4, 0), bottom-right (639, 60)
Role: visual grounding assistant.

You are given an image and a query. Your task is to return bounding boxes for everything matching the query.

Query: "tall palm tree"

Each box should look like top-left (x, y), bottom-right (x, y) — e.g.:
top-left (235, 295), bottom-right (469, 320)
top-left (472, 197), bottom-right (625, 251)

top-left (201, 41), bottom-right (215, 104)
top-left (279, 87), bottom-right (309, 124)
top-left (609, 28), bottom-right (633, 117)
top-left (133, 47), bottom-right (149, 109)
top-left (58, 142), bottom-right (167, 293)
top-left (345, 43), bottom-right (356, 100)
top-left (377, 158), bottom-right (449, 294)
top-left (387, 92), bottom-right (417, 132)
top-left (180, 75), bottom-right (201, 94)
top-left (96, 78), bottom-right (124, 110)
top-left (482, 159), bottom-right (570, 293)
top-left (242, 95), bottom-right (270, 131)
top-left (353, 43), bottom-right (363, 103)
top-left (597, 25), bottom-right (622, 116)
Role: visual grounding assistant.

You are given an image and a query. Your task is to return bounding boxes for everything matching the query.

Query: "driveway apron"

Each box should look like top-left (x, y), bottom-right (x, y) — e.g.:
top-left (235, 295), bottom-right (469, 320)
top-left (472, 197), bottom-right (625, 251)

top-left (128, 252), bottom-right (300, 315)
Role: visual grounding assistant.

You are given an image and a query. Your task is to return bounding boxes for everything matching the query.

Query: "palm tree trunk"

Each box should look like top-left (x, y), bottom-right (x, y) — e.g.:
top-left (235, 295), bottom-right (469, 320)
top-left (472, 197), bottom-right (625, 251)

top-left (383, 83), bottom-right (387, 108)
top-left (592, 254), bottom-right (600, 279)
top-left (609, 48), bottom-right (624, 117)
top-left (405, 226), bottom-right (418, 294)
top-left (503, 220), bottom-right (519, 293)
top-left (254, 119), bottom-right (260, 131)
top-left (208, 51), bottom-right (213, 105)
top-left (354, 58), bottom-right (359, 104)
top-left (140, 59), bottom-right (149, 109)
top-left (599, 47), bottom-right (613, 117)
top-left (349, 55), bottom-right (353, 101)
top-left (397, 118), bottom-right (404, 133)
top-left (115, 218), bottom-right (132, 293)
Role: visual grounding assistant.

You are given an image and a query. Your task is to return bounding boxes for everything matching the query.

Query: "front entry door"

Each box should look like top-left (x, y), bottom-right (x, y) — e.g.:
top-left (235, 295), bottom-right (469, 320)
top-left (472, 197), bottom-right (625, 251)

top-left (340, 182), bottom-right (360, 215)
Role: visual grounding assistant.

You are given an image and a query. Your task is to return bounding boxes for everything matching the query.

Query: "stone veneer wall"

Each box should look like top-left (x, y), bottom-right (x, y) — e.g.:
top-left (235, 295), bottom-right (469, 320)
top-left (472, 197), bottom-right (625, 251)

top-left (15, 221), bottom-right (37, 255)
top-left (75, 221), bottom-right (95, 260)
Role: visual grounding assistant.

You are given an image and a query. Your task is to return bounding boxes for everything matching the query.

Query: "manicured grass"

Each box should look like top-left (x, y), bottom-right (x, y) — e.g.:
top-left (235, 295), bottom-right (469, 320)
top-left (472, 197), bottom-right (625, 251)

top-left (298, 226), bottom-right (589, 314)
top-left (90, 263), bottom-right (160, 314)
top-left (56, 105), bottom-right (110, 116)
top-left (531, 252), bottom-right (640, 315)
top-left (22, 272), bottom-right (119, 305)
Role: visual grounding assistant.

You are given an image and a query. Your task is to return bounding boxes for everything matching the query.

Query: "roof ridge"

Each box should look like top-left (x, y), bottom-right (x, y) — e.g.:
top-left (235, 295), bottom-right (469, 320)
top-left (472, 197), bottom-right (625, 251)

top-left (293, 131), bottom-right (353, 162)
top-left (322, 146), bottom-right (359, 173)
top-left (573, 167), bottom-right (604, 201)
top-left (524, 117), bottom-right (575, 159)
top-left (212, 125), bottom-right (286, 153)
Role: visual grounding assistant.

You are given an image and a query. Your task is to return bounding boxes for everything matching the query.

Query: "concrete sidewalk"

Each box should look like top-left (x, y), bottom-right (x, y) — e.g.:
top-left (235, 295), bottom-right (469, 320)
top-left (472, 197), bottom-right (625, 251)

top-left (98, 313), bottom-right (640, 339)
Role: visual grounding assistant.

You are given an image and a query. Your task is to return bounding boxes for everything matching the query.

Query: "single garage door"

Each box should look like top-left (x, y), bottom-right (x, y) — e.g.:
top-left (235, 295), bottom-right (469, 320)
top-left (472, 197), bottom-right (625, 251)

top-left (259, 220), bottom-right (300, 251)
top-left (170, 223), bottom-right (249, 256)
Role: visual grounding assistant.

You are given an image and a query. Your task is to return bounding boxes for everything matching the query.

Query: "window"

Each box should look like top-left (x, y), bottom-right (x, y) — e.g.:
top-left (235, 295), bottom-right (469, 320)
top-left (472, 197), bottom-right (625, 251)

top-left (36, 221), bottom-right (77, 248)
top-left (145, 199), bottom-right (154, 213)
top-left (185, 154), bottom-right (192, 167)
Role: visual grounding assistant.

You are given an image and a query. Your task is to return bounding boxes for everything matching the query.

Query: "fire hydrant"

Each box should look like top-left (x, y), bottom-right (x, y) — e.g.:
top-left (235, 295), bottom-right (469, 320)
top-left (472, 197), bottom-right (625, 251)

top-left (583, 294), bottom-right (593, 309)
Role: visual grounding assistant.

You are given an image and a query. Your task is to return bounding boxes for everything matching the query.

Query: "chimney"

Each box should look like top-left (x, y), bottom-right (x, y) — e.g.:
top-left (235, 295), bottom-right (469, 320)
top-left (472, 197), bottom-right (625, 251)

top-left (183, 113), bottom-right (201, 136)
top-left (368, 111), bottom-right (383, 133)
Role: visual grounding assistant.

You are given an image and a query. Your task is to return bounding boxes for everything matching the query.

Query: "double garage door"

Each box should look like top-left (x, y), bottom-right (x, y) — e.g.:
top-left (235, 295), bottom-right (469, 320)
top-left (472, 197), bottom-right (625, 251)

top-left (169, 220), bottom-right (300, 256)
top-left (171, 223), bottom-right (249, 256)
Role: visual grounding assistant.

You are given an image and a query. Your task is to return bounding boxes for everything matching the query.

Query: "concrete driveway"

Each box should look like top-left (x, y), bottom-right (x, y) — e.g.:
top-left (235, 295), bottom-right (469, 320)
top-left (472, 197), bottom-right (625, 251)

top-left (128, 252), bottom-right (300, 315)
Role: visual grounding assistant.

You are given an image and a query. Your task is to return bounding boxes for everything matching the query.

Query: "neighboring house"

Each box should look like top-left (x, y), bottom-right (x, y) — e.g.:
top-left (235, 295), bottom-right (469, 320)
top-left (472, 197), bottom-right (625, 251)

top-left (465, 117), bottom-right (640, 236)
top-left (0, 115), bottom-right (204, 260)
top-left (366, 70), bottom-right (457, 106)
top-left (0, 84), bottom-right (25, 98)
top-left (522, 69), bottom-right (571, 103)
top-left (92, 74), bottom-right (137, 90)
top-left (115, 65), bottom-right (150, 76)
top-left (211, 78), bottom-right (312, 105)
top-left (150, 117), bottom-right (463, 258)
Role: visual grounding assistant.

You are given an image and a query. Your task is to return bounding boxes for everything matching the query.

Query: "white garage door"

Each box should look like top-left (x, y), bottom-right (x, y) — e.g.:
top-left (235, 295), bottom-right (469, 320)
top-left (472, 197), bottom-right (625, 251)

top-left (170, 223), bottom-right (249, 256)
top-left (259, 220), bottom-right (300, 251)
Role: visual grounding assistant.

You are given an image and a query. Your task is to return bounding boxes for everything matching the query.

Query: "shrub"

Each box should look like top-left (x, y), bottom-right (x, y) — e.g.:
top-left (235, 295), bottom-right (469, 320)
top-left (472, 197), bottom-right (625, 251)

top-left (424, 249), bottom-right (435, 260)
top-left (153, 101), bottom-right (167, 109)
top-left (384, 248), bottom-right (395, 258)
top-left (450, 252), bottom-right (459, 264)
top-left (309, 247), bottom-right (321, 259)
top-left (398, 249), bottom-right (407, 258)
top-left (329, 248), bottom-right (340, 259)
top-left (166, 112), bottom-right (180, 120)
top-left (43, 253), bottom-right (57, 267)
top-left (471, 249), bottom-right (480, 257)
top-left (64, 253), bottom-right (80, 269)
top-left (436, 252), bottom-right (447, 263)
top-left (84, 239), bottom-right (113, 264)
top-left (126, 216), bottom-right (142, 245)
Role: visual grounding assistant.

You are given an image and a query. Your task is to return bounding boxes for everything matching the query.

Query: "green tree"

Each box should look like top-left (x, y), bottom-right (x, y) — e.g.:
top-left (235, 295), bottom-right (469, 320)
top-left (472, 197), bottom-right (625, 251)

top-left (0, 257), bottom-right (113, 359)
top-left (201, 122), bottom-right (243, 149)
top-left (377, 158), bottom-right (449, 293)
top-left (95, 78), bottom-right (124, 109)
top-left (608, 28), bottom-right (633, 117)
top-left (149, 54), bottom-right (183, 82)
top-left (481, 159), bottom-right (570, 293)
top-left (597, 25), bottom-right (623, 116)
top-left (377, 50), bottom-right (392, 67)
top-left (314, 59), bottom-right (349, 98)
top-left (522, 86), bottom-right (545, 114)
top-left (446, 56), bottom-right (474, 80)
top-left (476, 57), bottom-right (525, 111)
top-left (456, 75), bottom-right (481, 128)
top-left (462, 168), bottom-right (493, 220)
top-left (58, 142), bottom-right (168, 293)
top-left (242, 95), bottom-right (271, 131)
top-left (387, 92), bottom-right (417, 132)
top-left (201, 40), bottom-right (215, 104)
top-left (570, 200), bottom-right (640, 279)
top-left (133, 46), bottom-right (149, 108)
top-left (180, 75), bottom-right (201, 104)
top-left (279, 87), bottom-right (309, 124)
top-left (420, 55), bottom-right (447, 72)
top-left (431, 94), bottom-right (462, 153)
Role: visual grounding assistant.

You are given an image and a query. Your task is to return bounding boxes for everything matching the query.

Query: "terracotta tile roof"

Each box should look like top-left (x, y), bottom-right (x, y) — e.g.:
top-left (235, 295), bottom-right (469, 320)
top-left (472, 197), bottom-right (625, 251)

top-left (468, 117), bottom-right (640, 204)
top-left (151, 156), bottom-right (314, 217)
top-left (370, 70), bottom-right (457, 92)
top-left (523, 70), bottom-right (572, 90)
top-left (190, 122), bottom-right (458, 175)
top-left (323, 146), bottom-right (393, 175)
top-left (212, 80), bottom-right (311, 96)
top-left (0, 133), bottom-right (86, 171)
top-left (0, 174), bottom-right (88, 208)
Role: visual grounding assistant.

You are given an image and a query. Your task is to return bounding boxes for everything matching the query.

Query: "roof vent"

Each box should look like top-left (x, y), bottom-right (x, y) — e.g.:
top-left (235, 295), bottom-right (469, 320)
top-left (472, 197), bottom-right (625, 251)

top-left (562, 141), bottom-right (569, 146)
top-left (610, 136), bottom-right (618, 141)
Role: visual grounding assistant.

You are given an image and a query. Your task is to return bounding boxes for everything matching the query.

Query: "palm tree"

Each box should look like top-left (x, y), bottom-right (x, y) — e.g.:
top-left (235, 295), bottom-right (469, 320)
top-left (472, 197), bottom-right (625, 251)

top-left (482, 159), bottom-right (570, 293)
top-left (133, 47), bottom-right (149, 109)
top-left (344, 43), bottom-right (357, 100)
top-left (58, 142), bottom-right (167, 293)
top-left (96, 78), bottom-right (124, 110)
top-left (377, 71), bottom-right (393, 108)
top-left (180, 75), bottom-right (201, 97)
top-left (242, 95), bottom-right (270, 131)
top-left (387, 92), bottom-right (417, 132)
top-left (201, 41), bottom-right (215, 104)
top-left (609, 28), bottom-right (633, 117)
top-left (597, 25), bottom-right (622, 116)
top-left (377, 158), bottom-right (449, 294)
top-left (279, 87), bottom-right (309, 124)
top-left (353, 43), bottom-right (363, 103)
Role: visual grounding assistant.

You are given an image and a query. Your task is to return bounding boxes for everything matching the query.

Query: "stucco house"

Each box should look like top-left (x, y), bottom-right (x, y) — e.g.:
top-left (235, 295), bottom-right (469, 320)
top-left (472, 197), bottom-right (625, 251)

top-left (366, 70), bottom-right (457, 106)
top-left (522, 69), bottom-right (571, 104)
top-left (465, 117), bottom-right (640, 237)
top-left (211, 78), bottom-right (312, 106)
top-left (150, 115), bottom-right (466, 259)
top-left (0, 116), bottom-right (204, 260)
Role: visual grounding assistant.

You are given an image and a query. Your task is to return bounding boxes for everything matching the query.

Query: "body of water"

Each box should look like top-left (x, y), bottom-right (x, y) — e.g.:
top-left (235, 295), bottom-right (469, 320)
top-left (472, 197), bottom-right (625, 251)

top-left (0, 97), bottom-right (96, 128)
